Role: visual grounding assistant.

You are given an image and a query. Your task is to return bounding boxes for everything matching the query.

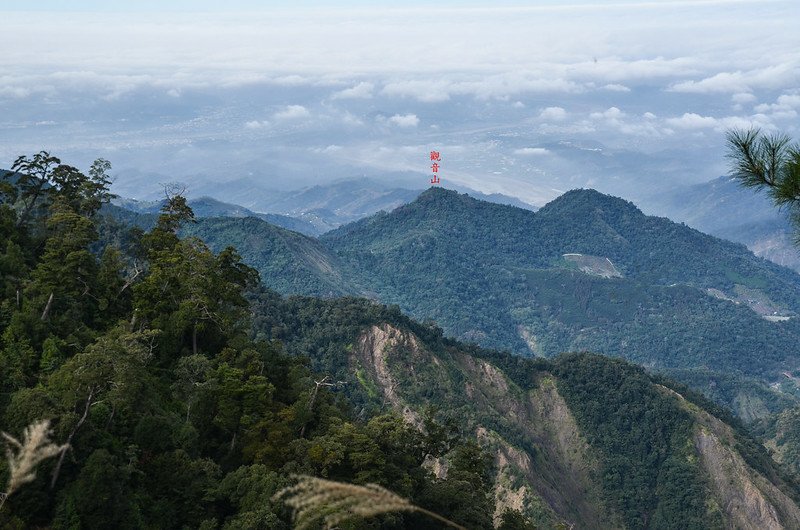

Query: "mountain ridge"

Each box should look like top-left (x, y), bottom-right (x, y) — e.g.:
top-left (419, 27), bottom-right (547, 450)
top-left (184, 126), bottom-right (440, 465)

top-left (319, 187), bottom-right (800, 420)
top-left (104, 185), bottom-right (800, 425)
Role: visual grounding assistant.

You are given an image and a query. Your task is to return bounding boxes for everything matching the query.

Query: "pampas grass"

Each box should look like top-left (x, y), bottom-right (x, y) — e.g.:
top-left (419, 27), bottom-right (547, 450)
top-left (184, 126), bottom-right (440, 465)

top-left (1, 420), bottom-right (67, 510)
top-left (274, 474), bottom-right (466, 529)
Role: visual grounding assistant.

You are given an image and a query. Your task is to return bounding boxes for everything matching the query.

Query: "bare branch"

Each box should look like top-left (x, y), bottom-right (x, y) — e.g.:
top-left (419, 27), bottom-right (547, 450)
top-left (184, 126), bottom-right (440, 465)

top-left (50, 387), bottom-right (96, 489)
top-left (118, 263), bottom-right (142, 295)
top-left (40, 292), bottom-right (54, 321)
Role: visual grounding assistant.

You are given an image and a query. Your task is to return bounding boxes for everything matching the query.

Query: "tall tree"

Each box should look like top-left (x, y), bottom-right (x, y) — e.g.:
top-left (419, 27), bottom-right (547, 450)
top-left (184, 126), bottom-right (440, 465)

top-left (8, 151), bottom-right (60, 227)
top-left (134, 193), bottom-right (257, 360)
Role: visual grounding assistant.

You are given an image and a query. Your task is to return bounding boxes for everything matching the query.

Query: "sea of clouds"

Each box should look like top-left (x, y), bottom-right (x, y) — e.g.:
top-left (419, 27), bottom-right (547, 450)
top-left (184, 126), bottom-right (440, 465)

top-left (1, 1), bottom-right (797, 205)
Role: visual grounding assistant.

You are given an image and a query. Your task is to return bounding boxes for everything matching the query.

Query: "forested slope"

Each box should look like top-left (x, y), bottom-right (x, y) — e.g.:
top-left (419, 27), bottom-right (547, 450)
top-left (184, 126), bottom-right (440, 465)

top-left (0, 161), bottom-right (500, 529)
top-left (250, 291), bottom-right (800, 529)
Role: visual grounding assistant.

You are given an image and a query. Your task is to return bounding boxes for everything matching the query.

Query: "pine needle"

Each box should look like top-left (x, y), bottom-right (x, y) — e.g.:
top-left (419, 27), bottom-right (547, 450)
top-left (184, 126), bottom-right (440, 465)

top-left (274, 474), bottom-right (466, 530)
top-left (1, 419), bottom-right (67, 508)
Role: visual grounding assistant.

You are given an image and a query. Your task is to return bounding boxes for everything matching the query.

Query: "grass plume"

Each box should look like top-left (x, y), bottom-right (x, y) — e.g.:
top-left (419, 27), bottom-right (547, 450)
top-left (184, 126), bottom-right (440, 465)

top-left (1, 420), bottom-right (67, 510)
top-left (274, 474), bottom-right (466, 529)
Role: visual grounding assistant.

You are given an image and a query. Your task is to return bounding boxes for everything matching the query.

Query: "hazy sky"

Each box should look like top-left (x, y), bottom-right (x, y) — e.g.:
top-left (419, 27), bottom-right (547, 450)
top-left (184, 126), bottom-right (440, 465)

top-left (2, 0), bottom-right (698, 10)
top-left (1, 0), bottom-right (797, 205)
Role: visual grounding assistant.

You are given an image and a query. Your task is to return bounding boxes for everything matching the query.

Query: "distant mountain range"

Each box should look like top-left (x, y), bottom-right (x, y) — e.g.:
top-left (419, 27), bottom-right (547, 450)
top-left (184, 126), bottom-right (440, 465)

top-left (114, 169), bottom-right (800, 273)
top-left (165, 173), bottom-right (800, 274)
top-left (113, 195), bottom-right (322, 236)
top-left (644, 176), bottom-right (800, 272)
top-left (118, 177), bottom-right (535, 232)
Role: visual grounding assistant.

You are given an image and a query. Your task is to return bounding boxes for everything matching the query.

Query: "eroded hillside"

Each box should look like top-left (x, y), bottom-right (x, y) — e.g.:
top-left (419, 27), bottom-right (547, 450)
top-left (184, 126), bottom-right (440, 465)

top-left (254, 292), bottom-right (800, 529)
top-left (352, 322), bottom-right (800, 529)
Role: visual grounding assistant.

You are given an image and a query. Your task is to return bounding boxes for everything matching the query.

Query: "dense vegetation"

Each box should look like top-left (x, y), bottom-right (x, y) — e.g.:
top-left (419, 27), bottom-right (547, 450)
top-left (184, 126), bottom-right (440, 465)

top-left (553, 354), bottom-right (716, 529)
top-left (249, 292), bottom-right (800, 529)
top-left (104, 186), bottom-right (800, 434)
top-left (754, 405), bottom-right (800, 479)
top-left (101, 205), bottom-right (360, 298)
top-left (183, 217), bottom-right (361, 298)
top-left (0, 156), bottom-right (503, 529)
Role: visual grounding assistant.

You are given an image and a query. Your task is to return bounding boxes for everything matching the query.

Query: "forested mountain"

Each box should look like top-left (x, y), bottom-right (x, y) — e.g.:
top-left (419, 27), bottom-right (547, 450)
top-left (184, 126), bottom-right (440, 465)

top-left (101, 204), bottom-right (363, 298)
top-left (115, 196), bottom-right (321, 236)
top-left (117, 178), bottom-right (536, 234)
top-left (318, 188), bottom-right (800, 416)
top-left (108, 186), bottom-right (800, 423)
top-left (182, 217), bottom-right (361, 297)
top-left (6, 158), bottom-right (800, 528)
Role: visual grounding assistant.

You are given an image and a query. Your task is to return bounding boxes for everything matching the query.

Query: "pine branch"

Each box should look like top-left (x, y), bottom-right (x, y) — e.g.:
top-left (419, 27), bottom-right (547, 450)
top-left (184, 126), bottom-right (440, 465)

top-left (726, 128), bottom-right (795, 195)
top-left (273, 474), bottom-right (466, 530)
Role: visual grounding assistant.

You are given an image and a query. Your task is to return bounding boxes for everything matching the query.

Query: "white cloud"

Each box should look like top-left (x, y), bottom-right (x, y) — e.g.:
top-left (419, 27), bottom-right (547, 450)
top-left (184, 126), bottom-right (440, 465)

top-left (754, 93), bottom-right (800, 113)
top-left (778, 94), bottom-right (800, 108)
top-left (603, 83), bottom-right (631, 92)
top-left (664, 112), bottom-right (777, 132)
top-left (590, 107), bottom-right (624, 120)
top-left (514, 147), bottom-right (550, 156)
top-left (244, 120), bottom-right (269, 129)
top-left (0, 86), bottom-right (31, 98)
top-left (580, 106), bottom-right (670, 137)
top-left (671, 71), bottom-right (747, 94)
top-left (1, 4), bottom-right (798, 195)
top-left (339, 111), bottom-right (364, 126)
top-left (717, 114), bottom-right (776, 131)
top-left (381, 80), bottom-right (452, 102)
top-left (270, 75), bottom-right (311, 86)
top-left (387, 113), bottom-right (419, 127)
top-left (732, 92), bottom-right (756, 104)
top-left (273, 105), bottom-right (310, 120)
top-left (451, 74), bottom-right (582, 99)
top-left (380, 74), bottom-right (583, 103)
top-left (0, 6), bottom-right (795, 101)
top-left (670, 62), bottom-right (800, 94)
top-left (310, 144), bottom-right (343, 154)
top-left (664, 112), bottom-right (718, 129)
top-left (539, 106), bottom-right (566, 121)
top-left (332, 81), bottom-right (374, 100)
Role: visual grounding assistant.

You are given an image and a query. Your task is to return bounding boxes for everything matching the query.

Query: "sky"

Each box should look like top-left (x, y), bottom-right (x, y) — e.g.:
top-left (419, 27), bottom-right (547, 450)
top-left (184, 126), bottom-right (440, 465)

top-left (0, 0), bottom-right (798, 208)
top-left (1, 0), bottom-right (693, 10)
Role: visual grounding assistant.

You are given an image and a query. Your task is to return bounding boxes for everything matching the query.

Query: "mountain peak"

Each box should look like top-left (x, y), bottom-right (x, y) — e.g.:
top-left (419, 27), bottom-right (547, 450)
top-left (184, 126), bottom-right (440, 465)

top-left (416, 186), bottom-right (463, 201)
top-left (538, 188), bottom-right (643, 218)
top-left (400, 186), bottom-right (491, 214)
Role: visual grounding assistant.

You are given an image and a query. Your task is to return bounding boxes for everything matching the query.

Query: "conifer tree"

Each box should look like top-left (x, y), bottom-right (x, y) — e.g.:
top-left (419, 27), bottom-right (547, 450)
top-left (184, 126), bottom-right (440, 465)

top-left (727, 128), bottom-right (800, 238)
